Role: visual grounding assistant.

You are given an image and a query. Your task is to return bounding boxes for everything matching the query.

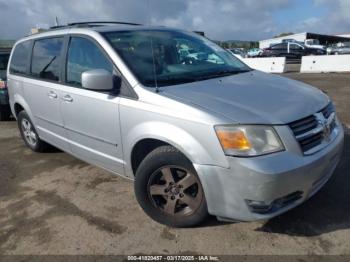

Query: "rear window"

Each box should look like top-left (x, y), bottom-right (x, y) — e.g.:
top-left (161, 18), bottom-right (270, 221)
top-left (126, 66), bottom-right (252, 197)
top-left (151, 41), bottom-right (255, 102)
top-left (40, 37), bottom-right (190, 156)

top-left (271, 44), bottom-right (285, 49)
top-left (9, 41), bottom-right (31, 75)
top-left (0, 54), bottom-right (10, 70)
top-left (31, 37), bottom-right (64, 81)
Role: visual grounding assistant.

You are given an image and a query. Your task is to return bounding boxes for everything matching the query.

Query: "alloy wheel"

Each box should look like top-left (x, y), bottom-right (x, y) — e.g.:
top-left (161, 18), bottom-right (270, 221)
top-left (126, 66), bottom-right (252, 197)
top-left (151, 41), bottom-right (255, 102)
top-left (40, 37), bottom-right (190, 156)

top-left (21, 119), bottom-right (37, 147)
top-left (148, 166), bottom-right (203, 216)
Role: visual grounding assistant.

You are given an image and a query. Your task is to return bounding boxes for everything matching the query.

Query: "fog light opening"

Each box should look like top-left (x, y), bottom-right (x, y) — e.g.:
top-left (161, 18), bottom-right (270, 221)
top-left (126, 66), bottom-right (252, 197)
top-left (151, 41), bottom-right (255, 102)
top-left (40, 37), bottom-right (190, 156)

top-left (245, 200), bottom-right (273, 214)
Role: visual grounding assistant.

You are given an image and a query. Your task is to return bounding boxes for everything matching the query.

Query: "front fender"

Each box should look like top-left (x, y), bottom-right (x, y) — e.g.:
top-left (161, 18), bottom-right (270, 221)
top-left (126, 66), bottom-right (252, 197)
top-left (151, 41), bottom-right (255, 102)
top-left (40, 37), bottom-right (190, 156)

top-left (123, 121), bottom-right (229, 177)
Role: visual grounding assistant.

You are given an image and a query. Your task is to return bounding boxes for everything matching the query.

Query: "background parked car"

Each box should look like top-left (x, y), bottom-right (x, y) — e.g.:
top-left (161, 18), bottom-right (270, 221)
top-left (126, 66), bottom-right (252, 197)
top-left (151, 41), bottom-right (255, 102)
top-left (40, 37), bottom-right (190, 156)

top-left (247, 48), bottom-right (262, 57)
top-left (261, 42), bottom-right (326, 59)
top-left (281, 39), bottom-right (325, 50)
top-left (304, 39), bottom-right (325, 50)
top-left (0, 48), bottom-right (11, 121)
top-left (327, 42), bottom-right (350, 55)
top-left (227, 48), bottom-right (247, 59)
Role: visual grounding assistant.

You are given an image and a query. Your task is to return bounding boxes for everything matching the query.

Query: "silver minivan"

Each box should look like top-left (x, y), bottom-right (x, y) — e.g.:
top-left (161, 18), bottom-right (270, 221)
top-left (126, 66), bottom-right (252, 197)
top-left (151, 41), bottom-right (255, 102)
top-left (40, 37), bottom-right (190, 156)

top-left (7, 22), bottom-right (344, 227)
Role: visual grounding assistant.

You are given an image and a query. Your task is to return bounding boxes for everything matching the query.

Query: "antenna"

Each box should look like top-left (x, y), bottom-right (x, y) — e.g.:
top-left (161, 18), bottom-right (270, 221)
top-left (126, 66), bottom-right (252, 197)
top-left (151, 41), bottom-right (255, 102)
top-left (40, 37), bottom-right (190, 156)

top-left (55, 17), bottom-right (59, 27)
top-left (147, 0), bottom-right (159, 93)
top-left (147, 0), bottom-right (152, 26)
top-left (150, 37), bottom-right (159, 93)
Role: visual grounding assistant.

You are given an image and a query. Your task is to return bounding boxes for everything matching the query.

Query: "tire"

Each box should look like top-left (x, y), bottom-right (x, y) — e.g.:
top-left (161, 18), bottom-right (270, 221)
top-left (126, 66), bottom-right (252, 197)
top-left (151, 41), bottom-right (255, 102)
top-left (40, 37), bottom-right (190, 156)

top-left (134, 145), bottom-right (208, 227)
top-left (17, 111), bottom-right (50, 152)
top-left (0, 106), bottom-right (11, 121)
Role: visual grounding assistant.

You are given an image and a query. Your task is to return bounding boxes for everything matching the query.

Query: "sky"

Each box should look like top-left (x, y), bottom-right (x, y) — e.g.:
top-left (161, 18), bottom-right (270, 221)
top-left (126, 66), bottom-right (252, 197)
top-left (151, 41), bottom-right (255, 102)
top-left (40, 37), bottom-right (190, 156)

top-left (0, 0), bottom-right (350, 41)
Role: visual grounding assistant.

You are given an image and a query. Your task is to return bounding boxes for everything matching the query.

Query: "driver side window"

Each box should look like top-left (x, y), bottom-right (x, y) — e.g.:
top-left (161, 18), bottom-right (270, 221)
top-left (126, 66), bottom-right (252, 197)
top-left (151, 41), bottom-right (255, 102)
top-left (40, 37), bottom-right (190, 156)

top-left (290, 44), bottom-right (303, 50)
top-left (66, 37), bottom-right (113, 87)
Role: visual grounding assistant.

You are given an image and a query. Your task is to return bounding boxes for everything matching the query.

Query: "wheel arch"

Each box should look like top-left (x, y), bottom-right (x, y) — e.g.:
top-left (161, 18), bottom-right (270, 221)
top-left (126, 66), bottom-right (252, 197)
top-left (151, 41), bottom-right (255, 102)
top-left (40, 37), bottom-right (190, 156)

top-left (124, 121), bottom-right (226, 178)
top-left (12, 94), bottom-right (34, 121)
top-left (130, 138), bottom-right (171, 176)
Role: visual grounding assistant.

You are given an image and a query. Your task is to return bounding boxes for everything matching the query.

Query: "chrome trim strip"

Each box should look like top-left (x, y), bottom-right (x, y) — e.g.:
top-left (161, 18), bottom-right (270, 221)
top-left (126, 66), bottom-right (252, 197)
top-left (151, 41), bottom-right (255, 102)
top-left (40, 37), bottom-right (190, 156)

top-left (64, 126), bottom-right (117, 147)
top-left (35, 115), bottom-right (117, 146)
top-left (35, 115), bottom-right (64, 128)
top-left (36, 126), bottom-right (125, 165)
top-left (290, 108), bottom-right (338, 155)
top-left (295, 125), bottom-right (323, 140)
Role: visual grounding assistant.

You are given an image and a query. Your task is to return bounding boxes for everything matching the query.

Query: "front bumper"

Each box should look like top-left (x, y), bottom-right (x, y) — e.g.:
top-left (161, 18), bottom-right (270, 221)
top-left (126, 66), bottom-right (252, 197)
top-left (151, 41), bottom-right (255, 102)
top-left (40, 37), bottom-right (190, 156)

top-left (195, 124), bottom-right (344, 221)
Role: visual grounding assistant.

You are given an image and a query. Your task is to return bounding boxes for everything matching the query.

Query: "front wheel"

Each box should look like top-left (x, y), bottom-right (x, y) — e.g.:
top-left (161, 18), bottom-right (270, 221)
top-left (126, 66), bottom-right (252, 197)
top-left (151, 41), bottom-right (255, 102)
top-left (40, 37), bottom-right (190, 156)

top-left (134, 146), bottom-right (208, 227)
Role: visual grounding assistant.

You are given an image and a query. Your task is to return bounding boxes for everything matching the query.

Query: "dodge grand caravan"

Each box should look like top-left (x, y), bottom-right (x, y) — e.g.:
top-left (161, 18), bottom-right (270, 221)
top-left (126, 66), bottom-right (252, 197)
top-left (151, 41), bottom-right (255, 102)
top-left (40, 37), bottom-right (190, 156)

top-left (7, 22), bottom-right (344, 227)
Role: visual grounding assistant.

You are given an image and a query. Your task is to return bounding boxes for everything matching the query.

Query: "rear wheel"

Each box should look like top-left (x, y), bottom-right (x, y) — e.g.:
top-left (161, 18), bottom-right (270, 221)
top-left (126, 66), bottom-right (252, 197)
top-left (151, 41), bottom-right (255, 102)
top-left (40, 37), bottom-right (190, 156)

top-left (134, 146), bottom-right (208, 227)
top-left (18, 111), bottom-right (50, 152)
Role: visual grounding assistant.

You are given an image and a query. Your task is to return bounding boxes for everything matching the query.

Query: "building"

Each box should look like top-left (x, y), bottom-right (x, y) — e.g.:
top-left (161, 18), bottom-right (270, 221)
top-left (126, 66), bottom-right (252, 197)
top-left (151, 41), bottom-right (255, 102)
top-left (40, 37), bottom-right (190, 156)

top-left (259, 32), bottom-right (350, 49)
top-left (337, 33), bottom-right (350, 38)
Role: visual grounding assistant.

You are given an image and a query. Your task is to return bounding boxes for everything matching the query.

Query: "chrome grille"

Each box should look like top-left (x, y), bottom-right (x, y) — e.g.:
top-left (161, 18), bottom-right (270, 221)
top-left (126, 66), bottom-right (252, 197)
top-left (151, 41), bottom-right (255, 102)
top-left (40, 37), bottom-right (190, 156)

top-left (298, 132), bottom-right (323, 152)
top-left (289, 103), bottom-right (336, 154)
top-left (321, 103), bottom-right (334, 118)
top-left (289, 115), bottom-right (318, 136)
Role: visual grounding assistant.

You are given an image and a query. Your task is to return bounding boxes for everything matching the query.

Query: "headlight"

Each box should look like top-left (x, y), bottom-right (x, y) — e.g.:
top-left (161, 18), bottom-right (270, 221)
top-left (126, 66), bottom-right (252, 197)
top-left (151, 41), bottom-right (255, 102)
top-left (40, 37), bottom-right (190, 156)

top-left (215, 125), bottom-right (284, 157)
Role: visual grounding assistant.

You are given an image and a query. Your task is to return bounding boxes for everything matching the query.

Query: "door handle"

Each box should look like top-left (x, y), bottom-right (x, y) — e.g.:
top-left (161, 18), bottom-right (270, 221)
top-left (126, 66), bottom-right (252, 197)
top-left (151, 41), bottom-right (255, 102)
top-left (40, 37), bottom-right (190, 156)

top-left (62, 95), bottom-right (73, 103)
top-left (48, 91), bottom-right (58, 99)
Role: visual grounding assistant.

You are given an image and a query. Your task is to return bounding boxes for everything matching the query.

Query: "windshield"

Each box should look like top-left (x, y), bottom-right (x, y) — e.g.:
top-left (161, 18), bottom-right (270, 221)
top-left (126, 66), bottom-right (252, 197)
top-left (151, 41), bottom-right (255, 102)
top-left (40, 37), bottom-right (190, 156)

top-left (103, 30), bottom-right (251, 87)
top-left (0, 54), bottom-right (10, 70)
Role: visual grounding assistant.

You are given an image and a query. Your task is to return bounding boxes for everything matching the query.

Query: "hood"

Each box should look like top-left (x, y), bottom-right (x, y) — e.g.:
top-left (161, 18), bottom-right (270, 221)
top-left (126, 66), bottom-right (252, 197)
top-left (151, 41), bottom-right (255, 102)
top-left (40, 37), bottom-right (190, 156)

top-left (160, 70), bottom-right (329, 124)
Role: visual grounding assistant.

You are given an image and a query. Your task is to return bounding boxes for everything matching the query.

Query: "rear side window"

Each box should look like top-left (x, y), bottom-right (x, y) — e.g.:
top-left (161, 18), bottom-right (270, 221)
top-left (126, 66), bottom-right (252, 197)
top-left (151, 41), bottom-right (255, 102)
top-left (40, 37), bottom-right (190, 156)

top-left (290, 44), bottom-right (303, 50)
top-left (31, 37), bottom-right (64, 81)
top-left (9, 41), bottom-right (31, 75)
top-left (271, 44), bottom-right (285, 50)
top-left (66, 37), bottom-right (113, 87)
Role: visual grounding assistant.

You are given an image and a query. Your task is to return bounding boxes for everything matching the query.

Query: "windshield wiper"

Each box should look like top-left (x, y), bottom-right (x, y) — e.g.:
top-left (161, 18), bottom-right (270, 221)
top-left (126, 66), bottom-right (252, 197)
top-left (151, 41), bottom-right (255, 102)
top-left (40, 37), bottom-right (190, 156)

top-left (154, 75), bottom-right (198, 86)
top-left (195, 69), bottom-right (251, 81)
top-left (143, 69), bottom-right (252, 87)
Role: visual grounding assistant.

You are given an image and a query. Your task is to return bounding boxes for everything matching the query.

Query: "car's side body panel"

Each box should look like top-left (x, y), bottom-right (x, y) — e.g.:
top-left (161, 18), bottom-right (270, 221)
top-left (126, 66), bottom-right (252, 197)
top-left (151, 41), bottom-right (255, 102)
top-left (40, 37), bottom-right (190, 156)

top-left (60, 85), bottom-right (124, 175)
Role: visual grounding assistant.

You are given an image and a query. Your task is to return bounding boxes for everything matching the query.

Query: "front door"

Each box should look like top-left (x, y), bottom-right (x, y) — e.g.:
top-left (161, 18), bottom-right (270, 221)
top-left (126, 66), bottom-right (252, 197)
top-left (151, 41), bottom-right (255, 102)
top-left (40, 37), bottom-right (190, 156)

top-left (289, 43), bottom-right (304, 59)
top-left (60, 36), bottom-right (124, 175)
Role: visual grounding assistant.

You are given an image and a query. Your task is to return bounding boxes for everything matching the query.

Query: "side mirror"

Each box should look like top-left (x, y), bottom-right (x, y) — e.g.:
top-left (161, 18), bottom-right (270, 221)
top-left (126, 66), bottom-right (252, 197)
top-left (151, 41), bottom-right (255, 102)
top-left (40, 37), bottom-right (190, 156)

top-left (82, 69), bottom-right (114, 91)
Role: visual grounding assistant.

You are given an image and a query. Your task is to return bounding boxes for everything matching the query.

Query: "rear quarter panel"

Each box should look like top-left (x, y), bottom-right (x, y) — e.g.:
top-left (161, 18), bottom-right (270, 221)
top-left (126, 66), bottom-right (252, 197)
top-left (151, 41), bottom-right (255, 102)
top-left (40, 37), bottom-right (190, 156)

top-left (7, 74), bottom-right (33, 120)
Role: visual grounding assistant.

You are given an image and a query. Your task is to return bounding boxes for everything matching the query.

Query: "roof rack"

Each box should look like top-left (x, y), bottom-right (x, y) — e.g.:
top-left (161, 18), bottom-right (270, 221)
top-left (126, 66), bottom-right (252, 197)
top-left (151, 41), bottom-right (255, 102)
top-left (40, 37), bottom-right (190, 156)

top-left (50, 21), bottom-right (142, 29)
